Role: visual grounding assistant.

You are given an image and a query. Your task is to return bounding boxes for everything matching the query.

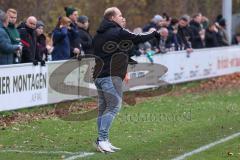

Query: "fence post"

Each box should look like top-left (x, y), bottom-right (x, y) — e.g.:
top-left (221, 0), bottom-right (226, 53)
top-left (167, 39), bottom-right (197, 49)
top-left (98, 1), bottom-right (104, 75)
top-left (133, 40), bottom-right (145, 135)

top-left (222, 0), bottom-right (232, 44)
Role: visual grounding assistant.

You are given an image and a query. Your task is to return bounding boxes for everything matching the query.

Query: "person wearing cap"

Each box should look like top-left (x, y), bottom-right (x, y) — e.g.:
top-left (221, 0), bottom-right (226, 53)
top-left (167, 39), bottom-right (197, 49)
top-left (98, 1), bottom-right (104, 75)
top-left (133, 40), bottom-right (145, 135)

top-left (143, 14), bottom-right (164, 32)
top-left (0, 10), bottom-right (21, 65)
top-left (74, 15), bottom-right (93, 55)
top-left (36, 20), bottom-right (47, 65)
top-left (6, 8), bottom-right (22, 63)
top-left (64, 6), bottom-right (80, 58)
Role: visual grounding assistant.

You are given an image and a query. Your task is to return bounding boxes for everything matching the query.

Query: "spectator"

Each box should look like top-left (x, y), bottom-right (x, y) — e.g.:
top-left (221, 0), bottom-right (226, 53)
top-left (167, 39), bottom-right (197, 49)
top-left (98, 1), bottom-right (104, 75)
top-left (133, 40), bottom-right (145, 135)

top-left (215, 16), bottom-right (229, 46)
top-left (51, 16), bottom-right (71, 61)
top-left (46, 32), bottom-right (54, 60)
top-left (0, 10), bottom-right (21, 65)
top-left (6, 8), bottom-right (21, 63)
top-left (143, 14), bottom-right (163, 32)
top-left (74, 15), bottom-right (93, 55)
top-left (201, 16), bottom-right (209, 30)
top-left (131, 27), bottom-right (145, 56)
top-left (162, 12), bottom-right (171, 27)
top-left (232, 33), bottom-right (240, 45)
top-left (205, 23), bottom-right (220, 48)
top-left (189, 14), bottom-right (205, 49)
top-left (146, 27), bottom-right (162, 53)
top-left (18, 16), bottom-right (41, 64)
top-left (177, 15), bottom-right (193, 52)
top-left (158, 27), bottom-right (176, 52)
top-left (168, 18), bottom-right (181, 50)
top-left (36, 20), bottom-right (47, 65)
top-left (168, 18), bottom-right (178, 33)
top-left (64, 6), bottom-right (80, 58)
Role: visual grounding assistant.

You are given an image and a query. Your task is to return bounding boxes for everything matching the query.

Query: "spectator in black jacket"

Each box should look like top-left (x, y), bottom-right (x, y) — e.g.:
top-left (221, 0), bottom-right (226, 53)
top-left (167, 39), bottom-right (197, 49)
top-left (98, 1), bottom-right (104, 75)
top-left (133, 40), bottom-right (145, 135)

top-left (189, 14), bottom-right (204, 49)
top-left (18, 16), bottom-right (41, 64)
top-left (93, 7), bottom-right (160, 153)
top-left (177, 15), bottom-right (193, 53)
top-left (205, 23), bottom-right (220, 48)
top-left (36, 21), bottom-right (47, 65)
top-left (215, 17), bottom-right (229, 46)
top-left (168, 18), bottom-right (181, 50)
top-left (74, 15), bottom-right (93, 55)
top-left (65, 6), bottom-right (80, 58)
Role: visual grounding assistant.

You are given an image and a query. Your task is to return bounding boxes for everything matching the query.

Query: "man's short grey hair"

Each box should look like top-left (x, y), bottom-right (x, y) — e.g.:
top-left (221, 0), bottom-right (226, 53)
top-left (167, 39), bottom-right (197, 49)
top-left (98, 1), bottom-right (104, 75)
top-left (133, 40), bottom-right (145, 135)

top-left (152, 15), bottom-right (163, 23)
top-left (104, 7), bottom-right (118, 20)
top-left (159, 27), bottom-right (168, 34)
top-left (0, 10), bottom-right (7, 23)
top-left (180, 14), bottom-right (191, 22)
top-left (26, 16), bottom-right (37, 23)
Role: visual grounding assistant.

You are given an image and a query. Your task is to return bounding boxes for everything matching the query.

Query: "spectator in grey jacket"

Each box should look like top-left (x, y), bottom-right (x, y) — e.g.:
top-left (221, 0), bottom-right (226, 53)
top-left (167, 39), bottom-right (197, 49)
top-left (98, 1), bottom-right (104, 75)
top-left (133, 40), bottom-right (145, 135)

top-left (0, 10), bottom-right (21, 65)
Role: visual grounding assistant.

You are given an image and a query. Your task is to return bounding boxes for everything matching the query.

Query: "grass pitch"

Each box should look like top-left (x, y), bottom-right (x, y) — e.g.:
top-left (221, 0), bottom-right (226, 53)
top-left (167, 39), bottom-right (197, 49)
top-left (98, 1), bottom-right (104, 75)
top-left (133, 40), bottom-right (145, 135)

top-left (0, 87), bottom-right (240, 160)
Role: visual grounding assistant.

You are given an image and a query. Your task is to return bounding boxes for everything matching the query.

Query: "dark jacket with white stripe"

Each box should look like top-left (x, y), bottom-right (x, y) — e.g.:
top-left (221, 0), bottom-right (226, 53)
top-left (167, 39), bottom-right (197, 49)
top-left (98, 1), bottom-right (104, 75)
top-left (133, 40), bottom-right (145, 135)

top-left (93, 19), bottom-right (159, 80)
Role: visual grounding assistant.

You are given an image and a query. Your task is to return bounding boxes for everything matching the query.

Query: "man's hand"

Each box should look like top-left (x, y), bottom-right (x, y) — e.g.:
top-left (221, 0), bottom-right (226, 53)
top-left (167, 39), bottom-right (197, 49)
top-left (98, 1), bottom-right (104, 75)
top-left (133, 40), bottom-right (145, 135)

top-left (17, 45), bottom-right (22, 51)
top-left (73, 48), bottom-right (80, 54)
top-left (41, 60), bottom-right (46, 66)
top-left (173, 29), bottom-right (178, 34)
top-left (33, 60), bottom-right (38, 66)
top-left (15, 45), bottom-right (22, 57)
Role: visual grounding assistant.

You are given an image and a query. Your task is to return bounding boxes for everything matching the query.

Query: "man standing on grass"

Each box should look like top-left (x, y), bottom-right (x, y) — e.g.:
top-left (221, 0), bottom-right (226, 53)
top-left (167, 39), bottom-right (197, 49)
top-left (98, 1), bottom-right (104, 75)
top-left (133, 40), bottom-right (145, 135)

top-left (93, 7), bottom-right (161, 153)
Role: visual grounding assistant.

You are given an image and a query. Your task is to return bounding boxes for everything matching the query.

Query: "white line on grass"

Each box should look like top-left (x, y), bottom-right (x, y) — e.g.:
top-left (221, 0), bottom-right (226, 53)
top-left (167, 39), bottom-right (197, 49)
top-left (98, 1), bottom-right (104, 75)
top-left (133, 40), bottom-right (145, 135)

top-left (65, 152), bottom-right (95, 160)
top-left (0, 149), bottom-right (74, 154)
top-left (0, 149), bottom-right (95, 159)
top-left (172, 131), bottom-right (240, 160)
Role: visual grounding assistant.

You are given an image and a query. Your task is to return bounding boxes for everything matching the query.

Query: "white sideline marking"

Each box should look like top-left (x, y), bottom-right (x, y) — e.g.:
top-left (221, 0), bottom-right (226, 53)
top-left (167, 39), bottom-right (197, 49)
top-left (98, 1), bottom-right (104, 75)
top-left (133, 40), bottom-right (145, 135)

top-left (65, 152), bottom-right (95, 160)
top-left (172, 132), bottom-right (240, 160)
top-left (0, 149), bottom-right (74, 154)
top-left (0, 149), bottom-right (95, 159)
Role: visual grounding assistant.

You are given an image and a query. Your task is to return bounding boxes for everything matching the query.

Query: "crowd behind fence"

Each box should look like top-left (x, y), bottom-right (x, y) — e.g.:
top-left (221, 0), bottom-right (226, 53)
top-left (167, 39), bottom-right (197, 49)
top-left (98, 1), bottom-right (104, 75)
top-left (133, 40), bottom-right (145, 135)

top-left (0, 7), bottom-right (240, 66)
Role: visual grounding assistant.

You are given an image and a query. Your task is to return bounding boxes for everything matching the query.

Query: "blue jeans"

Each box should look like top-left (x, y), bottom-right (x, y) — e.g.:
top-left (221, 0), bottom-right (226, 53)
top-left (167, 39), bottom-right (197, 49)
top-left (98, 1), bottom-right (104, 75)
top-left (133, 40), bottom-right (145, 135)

top-left (94, 76), bottom-right (123, 141)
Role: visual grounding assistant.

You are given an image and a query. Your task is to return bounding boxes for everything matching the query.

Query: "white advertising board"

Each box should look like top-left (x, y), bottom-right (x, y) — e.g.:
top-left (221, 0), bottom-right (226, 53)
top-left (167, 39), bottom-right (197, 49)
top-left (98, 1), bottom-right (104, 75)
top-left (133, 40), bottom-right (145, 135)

top-left (1, 46), bottom-right (240, 111)
top-left (134, 46), bottom-right (240, 84)
top-left (0, 64), bottom-right (48, 111)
